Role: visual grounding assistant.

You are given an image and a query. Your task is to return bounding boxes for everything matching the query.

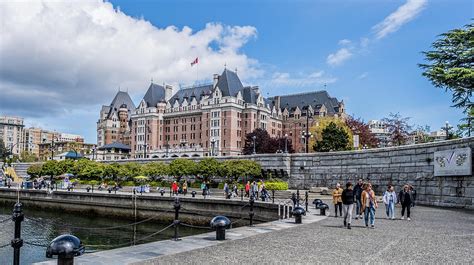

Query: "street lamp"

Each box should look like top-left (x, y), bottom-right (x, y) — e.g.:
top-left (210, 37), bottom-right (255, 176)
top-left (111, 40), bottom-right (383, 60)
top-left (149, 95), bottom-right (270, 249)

top-left (442, 121), bottom-right (452, 140)
top-left (211, 138), bottom-right (216, 156)
top-left (284, 133), bottom-right (288, 153)
top-left (301, 101), bottom-right (315, 153)
top-left (91, 145), bottom-right (96, 161)
top-left (43, 136), bottom-right (59, 161)
top-left (252, 135), bottom-right (256, 155)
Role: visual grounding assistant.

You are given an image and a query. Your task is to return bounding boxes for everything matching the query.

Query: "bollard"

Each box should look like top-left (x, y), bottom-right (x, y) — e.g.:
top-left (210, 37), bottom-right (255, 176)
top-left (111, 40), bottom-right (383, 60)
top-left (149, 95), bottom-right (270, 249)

top-left (91, 184), bottom-right (94, 193)
top-left (313, 199), bottom-right (323, 209)
top-left (108, 188), bottom-right (112, 194)
top-left (319, 203), bottom-right (329, 216)
top-left (291, 193), bottom-right (297, 207)
top-left (11, 202), bottom-right (24, 265)
top-left (160, 189), bottom-right (165, 196)
top-left (249, 195), bottom-right (255, 226)
top-left (169, 186), bottom-right (172, 197)
top-left (210, 216), bottom-right (231, 240)
top-left (305, 191), bottom-right (309, 213)
top-left (46, 234), bottom-right (85, 265)
top-left (86, 187), bottom-right (91, 193)
top-left (241, 188), bottom-right (244, 201)
top-left (272, 190), bottom-right (275, 204)
top-left (191, 190), bottom-right (196, 198)
top-left (173, 197), bottom-right (181, 241)
top-left (284, 204), bottom-right (288, 219)
top-left (278, 202), bottom-right (281, 219)
top-left (296, 189), bottom-right (300, 206)
top-left (293, 206), bottom-right (305, 224)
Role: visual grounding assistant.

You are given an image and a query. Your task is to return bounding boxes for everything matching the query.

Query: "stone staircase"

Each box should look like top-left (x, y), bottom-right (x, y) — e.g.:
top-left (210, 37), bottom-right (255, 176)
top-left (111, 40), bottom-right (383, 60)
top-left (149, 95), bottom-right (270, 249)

top-left (13, 163), bottom-right (31, 179)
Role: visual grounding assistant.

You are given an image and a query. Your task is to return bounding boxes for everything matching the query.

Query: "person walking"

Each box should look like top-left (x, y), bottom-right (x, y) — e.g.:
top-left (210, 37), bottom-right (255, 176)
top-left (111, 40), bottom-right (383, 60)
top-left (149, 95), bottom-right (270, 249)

top-left (223, 182), bottom-right (230, 199)
top-left (353, 178), bottom-right (363, 220)
top-left (383, 185), bottom-right (397, 220)
top-left (398, 184), bottom-right (414, 220)
top-left (361, 183), bottom-right (378, 228)
top-left (341, 182), bottom-right (355, 229)
top-left (172, 181), bottom-right (178, 196)
top-left (332, 183), bottom-right (343, 217)
top-left (245, 181), bottom-right (250, 197)
top-left (182, 181), bottom-right (188, 196)
top-left (200, 182), bottom-right (207, 197)
top-left (409, 185), bottom-right (417, 207)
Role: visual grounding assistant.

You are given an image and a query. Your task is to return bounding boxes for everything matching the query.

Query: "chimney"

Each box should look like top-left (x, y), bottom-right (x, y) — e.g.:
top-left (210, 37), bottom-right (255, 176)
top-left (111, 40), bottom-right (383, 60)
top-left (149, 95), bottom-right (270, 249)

top-left (213, 74), bottom-right (219, 87)
top-left (274, 96), bottom-right (281, 109)
top-left (165, 84), bottom-right (173, 101)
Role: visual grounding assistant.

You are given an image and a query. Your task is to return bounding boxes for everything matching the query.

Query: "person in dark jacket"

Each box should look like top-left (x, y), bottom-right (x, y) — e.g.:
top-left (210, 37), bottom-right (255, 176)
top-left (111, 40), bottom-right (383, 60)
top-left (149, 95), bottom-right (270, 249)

top-left (398, 184), bottom-right (414, 220)
top-left (353, 178), bottom-right (363, 220)
top-left (341, 182), bottom-right (355, 229)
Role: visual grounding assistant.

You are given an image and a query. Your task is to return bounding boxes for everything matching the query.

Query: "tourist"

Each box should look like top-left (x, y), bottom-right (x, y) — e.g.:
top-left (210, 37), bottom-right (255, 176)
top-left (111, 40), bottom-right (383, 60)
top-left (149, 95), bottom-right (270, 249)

top-left (341, 182), bottom-right (355, 229)
top-left (245, 181), bottom-right (250, 197)
top-left (182, 181), bottom-right (188, 196)
top-left (332, 183), bottom-right (343, 217)
top-left (353, 178), bottom-right (363, 220)
top-left (232, 183), bottom-right (238, 198)
top-left (251, 181), bottom-right (258, 198)
top-left (383, 185), bottom-right (397, 219)
top-left (361, 183), bottom-right (378, 228)
top-left (200, 182), bottom-right (207, 197)
top-left (223, 182), bottom-right (230, 199)
top-left (172, 181), bottom-right (178, 196)
top-left (409, 185), bottom-right (417, 207)
top-left (398, 184), bottom-right (414, 220)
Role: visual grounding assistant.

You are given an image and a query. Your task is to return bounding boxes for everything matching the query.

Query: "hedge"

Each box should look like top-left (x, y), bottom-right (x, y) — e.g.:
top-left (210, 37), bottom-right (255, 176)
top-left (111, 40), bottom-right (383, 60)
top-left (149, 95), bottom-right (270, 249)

top-left (264, 181), bottom-right (288, 190)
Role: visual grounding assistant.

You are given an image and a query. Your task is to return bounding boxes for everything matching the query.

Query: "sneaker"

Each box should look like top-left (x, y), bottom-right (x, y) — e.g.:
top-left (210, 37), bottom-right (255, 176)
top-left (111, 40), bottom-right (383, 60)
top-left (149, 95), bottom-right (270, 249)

top-left (391, 217), bottom-right (395, 220)
top-left (401, 216), bottom-right (404, 220)
top-left (371, 225), bottom-right (375, 229)
top-left (344, 220), bottom-right (347, 227)
top-left (347, 223), bottom-right (351, 229)
top-left (365, 224), bottom-right (368, 227)
top-left (407, 217), bottom-right (411, 221)
top-left (355, 216), bottom-right (359, 220)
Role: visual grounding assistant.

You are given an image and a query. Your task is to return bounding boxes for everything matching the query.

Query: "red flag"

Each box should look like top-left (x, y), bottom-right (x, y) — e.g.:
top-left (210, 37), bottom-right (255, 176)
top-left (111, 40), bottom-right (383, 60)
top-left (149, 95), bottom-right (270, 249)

top-left (191, 57), bottom-right (198, 66)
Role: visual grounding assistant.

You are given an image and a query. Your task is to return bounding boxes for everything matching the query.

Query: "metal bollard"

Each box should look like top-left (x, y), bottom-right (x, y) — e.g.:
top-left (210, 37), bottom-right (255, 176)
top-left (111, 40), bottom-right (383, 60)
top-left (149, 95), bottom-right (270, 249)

top-left (46, 234), bottom-right (84, 265)
top-left (11, 202), bottom-right (24, 265)
top-left (160, 189), bottom-right (165, 196)
top-left (249, 195), bottom-right (255, 226)
top-left (293, 206), bottom-right (305, 224)
top-left (91, 184), bottom-right (94, 193)
top-left (278, 202), bottom-right (281, 219)
top-left (272, 190), bottom-right (275, 204)
top-left (241, 188), bottom-right (244, 201)
top-left (169, 186), bottom-right (172, 197)
top-left (191, 190), bottom-right (196, 198)
top-left (210, 216), bottom-right (231, 240)
top-left (305, 191), bottom-right (309, 213)
top-left (284, 204), bottom-right (288, 219)
top-left (173, 197), bottom-right (181, 241)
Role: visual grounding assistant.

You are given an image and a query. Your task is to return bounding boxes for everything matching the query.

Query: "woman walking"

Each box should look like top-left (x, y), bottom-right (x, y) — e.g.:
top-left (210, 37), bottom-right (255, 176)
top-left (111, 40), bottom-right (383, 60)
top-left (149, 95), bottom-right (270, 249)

top-left (341, 182), bottom-right (355, 229)
top-left (361, 183), bottom-right (378, 228)
top-left (398, 184), bottom-right (414, 220)
top-left (245, 181), bottom-right (250, 197)
top-left (332, 183), bottom-right (343, 217)
top-left (383, 185), bottom-right (397, 219)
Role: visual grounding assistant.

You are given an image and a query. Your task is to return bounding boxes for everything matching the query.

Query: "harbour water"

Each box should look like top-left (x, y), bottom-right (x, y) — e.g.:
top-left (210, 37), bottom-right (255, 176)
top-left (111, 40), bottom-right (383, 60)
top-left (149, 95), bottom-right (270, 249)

top-left (0, 202), bottom-right (205, 264)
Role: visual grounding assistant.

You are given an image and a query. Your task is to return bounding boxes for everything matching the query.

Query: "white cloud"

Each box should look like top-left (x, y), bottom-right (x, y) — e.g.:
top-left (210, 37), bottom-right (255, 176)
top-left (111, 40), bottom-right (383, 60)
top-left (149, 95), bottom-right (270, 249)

top-left (372, 0), bottom-right (427, 39)
top-left (326, 48), bottom-right (353, 66)
top-left (357, 72), bottom-right (369, 79)
top-left (338, 39), bottom-right (352, 46)
top-left (267, 71), bottom-right (337, 88)
top-left (0, 0), bottom-right (260, 120)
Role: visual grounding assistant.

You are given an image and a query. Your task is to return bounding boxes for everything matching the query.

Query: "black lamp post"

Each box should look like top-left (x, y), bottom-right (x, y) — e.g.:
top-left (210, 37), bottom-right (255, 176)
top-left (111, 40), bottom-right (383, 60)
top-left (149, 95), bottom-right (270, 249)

top-left (252, 135), bottom-right (256, 154)
top-left (442, 121), bottom-right (452, 140)
top-left (284, 133), bottom-right (288, 153)
top-left (210, 138), bottom-right (216, 156)
top-left (301, 102), bottom-right (314, 153)
top-left (91, 145), bottom-right (96, 160)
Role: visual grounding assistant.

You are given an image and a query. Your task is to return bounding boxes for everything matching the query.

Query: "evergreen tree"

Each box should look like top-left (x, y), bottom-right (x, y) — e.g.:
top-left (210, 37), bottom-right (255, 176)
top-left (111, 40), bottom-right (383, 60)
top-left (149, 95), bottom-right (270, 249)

top-left (313, 122), bottom-right (350, 152)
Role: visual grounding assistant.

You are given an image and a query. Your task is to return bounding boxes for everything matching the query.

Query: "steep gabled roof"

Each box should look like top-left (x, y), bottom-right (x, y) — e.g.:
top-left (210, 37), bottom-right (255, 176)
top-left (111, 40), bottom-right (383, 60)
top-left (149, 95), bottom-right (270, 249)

top-left (171, 84), bottom-right (213, 104)
top-left (98, 142), bottom-right (131, 151)
top-left (106, 91), bottom-right (135, 118)
top-left (241, 86), bottom-right (258, 104)
top-left (143, 83), bottom-right (166, 107)
top-left (274, 91), bottom-right (340, 115)
top-left (216, 69), bottom-right (244, 97)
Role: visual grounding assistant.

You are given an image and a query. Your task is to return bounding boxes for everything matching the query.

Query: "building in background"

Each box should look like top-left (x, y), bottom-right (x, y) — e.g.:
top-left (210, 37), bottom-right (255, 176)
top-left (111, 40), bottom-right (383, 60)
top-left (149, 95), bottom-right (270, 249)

top-left (59, 133), bottom-right (84, 143)
top-left (96, 142), bottom-right (131, 161)
top-left (22, 128), bottom-right (85, 158)
top-left (0, 115), bottom-right (25, 156)
top-left (97, 90), bottom-right (136, 148)
top-left (430, 129), bottom-right (447, 142)
top-left (368, 120), bottom-right (391, 147)
top-left (99, 69), bottom-right (345, 158)
top-left (38, 141), bottom-right (95, 161)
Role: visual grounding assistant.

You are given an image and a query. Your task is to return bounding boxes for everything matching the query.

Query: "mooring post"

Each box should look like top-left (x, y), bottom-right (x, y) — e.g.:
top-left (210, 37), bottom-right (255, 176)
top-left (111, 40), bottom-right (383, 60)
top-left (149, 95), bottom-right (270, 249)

top-left (249, 195), bottom-right (255, 226)
top-left (11, 202), bottom-right (24, 265)
top-left (173, 197), bottom-right (181, 241)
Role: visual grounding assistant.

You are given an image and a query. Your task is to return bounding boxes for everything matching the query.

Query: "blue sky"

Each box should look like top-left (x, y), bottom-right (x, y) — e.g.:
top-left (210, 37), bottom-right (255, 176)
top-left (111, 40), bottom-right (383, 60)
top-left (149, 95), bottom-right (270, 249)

top-left (0, 0), bottom-right (472, 143)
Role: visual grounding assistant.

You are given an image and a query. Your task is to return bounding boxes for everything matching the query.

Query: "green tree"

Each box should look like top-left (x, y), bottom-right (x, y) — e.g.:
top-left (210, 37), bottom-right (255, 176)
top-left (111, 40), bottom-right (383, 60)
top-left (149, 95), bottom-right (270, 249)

top-left (169, 158), bottom-right (196, 181)
top-left (456, 106), bottom-right (474, 137)
top-left (117, 162), bottom-right (141, 181)
top-left (141, 162), bottom-right (168, 180)
top-left (220, 160), bottom-right (261, 182)
top-left (313, 122), bottom-right (350, 152)
top-left (41, 160), bottom-right (61, 179)
top-left (197, 158), bottom-right (221, 182)
top-left (103, 162), bottom-right (121, 181)
top-left (27, 164), bottom-right (43, 178)
top-left (419, 23), bottom-right (473, 113)
top-left (20, 151), bottom-right (38, 162)
top-left (58, 159), bottom-right (75, 175)
top-left (78, 161), bottom-right (104, 181)
top-left (0, 139), bottom-right (9, 162)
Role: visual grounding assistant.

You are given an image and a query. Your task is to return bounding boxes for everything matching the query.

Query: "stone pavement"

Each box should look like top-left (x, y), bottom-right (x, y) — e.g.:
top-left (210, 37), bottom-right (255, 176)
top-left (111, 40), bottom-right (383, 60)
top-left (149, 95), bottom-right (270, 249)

top-left (141, 205), bottom-right (474, 264)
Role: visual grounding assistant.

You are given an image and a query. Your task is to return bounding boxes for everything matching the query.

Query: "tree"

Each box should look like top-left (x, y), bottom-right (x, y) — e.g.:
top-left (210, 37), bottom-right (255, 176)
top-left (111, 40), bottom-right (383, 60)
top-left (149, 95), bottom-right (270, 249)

top-left (272, 137), bottom-right (295, 153)
top-left (220, 160), bottom-right (261, 182)
top-left (310, 117), bottom-right (354, 151)
top-left (197, 158), bottom-right (221, 182)
top-left (78, 161), bottom-right (104, 181)
top-left (19, 151), bottom-right (38, 162)
top-left (243, 129), bottom-right (294, 154)
top-left (419, 23), bottom-right (473, 113)
top-left (103, 162), bottom-right (121, 181)
top-left (27, 164), bottom-right (43, 178)
top-left (345, 116), bottom-right (379, 148)
top-left (141, 162), bottom-right (168, 180)
top-left (383, 113), bottom-right (412, 146)
top-left (0, 139), bottom-right (9, 162)
top-left (456, 106), bottom-right (474, 137)
top-left (41, 160), bottom-right (61, 179)
top-left (58, 159), bottom-right (75, 175)
top-left (314, 122), bottom-right (350, 152)
top-left (117, 162), bottom-right (142, 181)
top-left (169, 159), bottom-right (196, 181)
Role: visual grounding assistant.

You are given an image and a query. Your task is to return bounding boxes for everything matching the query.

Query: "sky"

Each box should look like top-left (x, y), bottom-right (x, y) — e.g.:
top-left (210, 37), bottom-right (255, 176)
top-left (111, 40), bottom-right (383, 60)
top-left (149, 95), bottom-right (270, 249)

top-left (0, 0), bottom-right (472, 143)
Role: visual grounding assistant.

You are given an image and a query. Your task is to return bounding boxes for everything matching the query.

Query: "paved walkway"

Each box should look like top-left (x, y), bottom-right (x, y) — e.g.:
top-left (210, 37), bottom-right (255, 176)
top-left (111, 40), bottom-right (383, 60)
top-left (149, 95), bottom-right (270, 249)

top-left (140, 205), bottom-right (474, 264)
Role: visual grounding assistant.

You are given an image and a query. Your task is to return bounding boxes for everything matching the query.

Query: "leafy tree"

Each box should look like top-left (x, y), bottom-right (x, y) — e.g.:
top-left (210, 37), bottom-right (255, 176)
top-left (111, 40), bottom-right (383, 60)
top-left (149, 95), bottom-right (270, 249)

top-left (272, 137), bottom-right (295, 153)
top-left (169, 159), bottom-right (196, 181)
top-left (314, 122), bottom-right (350, 152)
top-left (419, 23), bottom-right (473, 113)
top-left (41, 160), bottom-right (61, 180)
top-left (103, 162), bottom-right (121, 181)
top-left (345, 116), bottom-right (379, 148)
top-left (220, 160), bottom-right (261, 182)
top-left (27, 164), bottom-right (43, 178)
top-left (0, 139), bottom-right (9, 162)
top-left (78, 161), bottom-right (104, 180)
top-left (58, 159), bottom-right (75, 175)
top-left (383, 113), bottom-right (412, 146)
top-left (20, 151), bottom-right (38, 162)
top-left (309, 117), bottom-right (354, 151)
top-left (243, 129), bottom-right (294, 154)
top-left (456, 106), bottom-right (474, 137)
top-left (117, 162), bottom-right (142, 181)
top-left (141, 162), bottom-right (168, 180)
top-left (197, 158), bottom-right (221, 182)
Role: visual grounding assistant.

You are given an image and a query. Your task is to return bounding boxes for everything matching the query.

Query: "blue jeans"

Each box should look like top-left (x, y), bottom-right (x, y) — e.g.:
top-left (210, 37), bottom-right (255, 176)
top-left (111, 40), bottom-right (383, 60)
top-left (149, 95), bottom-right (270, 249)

top-left (364, 206), bottom-right (375, 226)
top-left (385, 202), bottom-right (395, 219)
top-left (355, 199), bottom-right (362, 216)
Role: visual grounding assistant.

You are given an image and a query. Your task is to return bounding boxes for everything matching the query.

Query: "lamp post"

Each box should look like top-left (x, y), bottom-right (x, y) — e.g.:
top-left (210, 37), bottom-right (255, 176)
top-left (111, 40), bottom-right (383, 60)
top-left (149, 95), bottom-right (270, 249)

top-left (252, 135), bottom-right (256, 155)
top-left (284, 133), bottom-right (288, 153)
top-left (143, 123), bottom-right (151, 159)
top-left (165, 141), bottom-right (170, 158)
top-left (301, 102), bottom-right (314, 153)
top-left (43, 136), bottom-right (59, 161)
top-left (91, 145), bottom-right (96, 161)
top-left (211, 138), bottom-right (216, 156)
top-left (442, 121), bottom-right (452, 140)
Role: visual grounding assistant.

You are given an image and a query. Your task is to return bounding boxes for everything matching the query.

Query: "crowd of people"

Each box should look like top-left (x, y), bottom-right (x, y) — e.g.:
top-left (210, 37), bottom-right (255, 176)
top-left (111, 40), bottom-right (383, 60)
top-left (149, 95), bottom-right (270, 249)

top-left (333, 179), bottom-right (417, 229)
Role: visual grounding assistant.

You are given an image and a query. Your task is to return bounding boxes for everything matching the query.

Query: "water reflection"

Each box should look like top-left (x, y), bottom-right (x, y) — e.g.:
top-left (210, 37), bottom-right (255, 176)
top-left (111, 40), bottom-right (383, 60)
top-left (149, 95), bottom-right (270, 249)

top-left (0, 203), bottom-right (205, 264)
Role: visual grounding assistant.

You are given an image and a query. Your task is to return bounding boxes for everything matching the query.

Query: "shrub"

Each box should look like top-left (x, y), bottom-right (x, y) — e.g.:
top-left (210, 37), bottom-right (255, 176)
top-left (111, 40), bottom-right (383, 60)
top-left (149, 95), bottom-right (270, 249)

top-left (265, 181), bottom-right (288, 190)
top-left (190, 182), bottom-right (202, 188)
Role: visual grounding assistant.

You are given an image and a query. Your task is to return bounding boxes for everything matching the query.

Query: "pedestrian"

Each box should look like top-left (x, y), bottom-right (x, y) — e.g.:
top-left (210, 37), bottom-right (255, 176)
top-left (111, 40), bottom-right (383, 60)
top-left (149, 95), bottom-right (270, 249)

top-left (332, 183), bottom-right (343, 217)
top-left (361, 183), bottom-right (378, 228)
top-left (383, 185), bottom-right (397, 220)
top-left (409, 185), bottom-right (417, 207)
top-left (200, 182), bottom-right (207, 197)
top-left (251, 181), bottom-right (258, 198)
top-left (172, 181), bottom-right (178, 196)
top-left (353, 178), bottom-right (363, 220)
top-left (223, 182), bottom-right (229, 199)
top-left (182, 181), bottom-right (188, 196)
top-left (245, 181), bottom-right (250, 197)
top-left (341, 182), bottom-right (355, 229)
top-left (398, 184), bottom-right (414, 220)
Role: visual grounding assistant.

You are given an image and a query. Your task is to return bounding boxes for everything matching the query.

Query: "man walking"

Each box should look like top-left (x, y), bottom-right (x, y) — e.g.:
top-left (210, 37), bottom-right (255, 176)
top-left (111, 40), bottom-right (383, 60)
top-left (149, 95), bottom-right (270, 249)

top-left (399, 184), bottom-right (414, 220)
top-left (353, 178), bottom-right (363, 220)
top-left (341, 182), bottom-right (355, 229)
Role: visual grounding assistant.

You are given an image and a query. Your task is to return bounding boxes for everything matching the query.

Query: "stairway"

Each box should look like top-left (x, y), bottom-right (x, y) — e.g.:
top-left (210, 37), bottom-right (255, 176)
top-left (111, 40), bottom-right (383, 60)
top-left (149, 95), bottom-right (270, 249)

top-left (13, 163), bottom-right (31, 179)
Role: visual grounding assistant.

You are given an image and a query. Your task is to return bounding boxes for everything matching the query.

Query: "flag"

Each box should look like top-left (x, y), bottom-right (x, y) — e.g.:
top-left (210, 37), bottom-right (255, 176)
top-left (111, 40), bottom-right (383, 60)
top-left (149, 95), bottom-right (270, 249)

top-left (191, 57), bottom-right (198, 66)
